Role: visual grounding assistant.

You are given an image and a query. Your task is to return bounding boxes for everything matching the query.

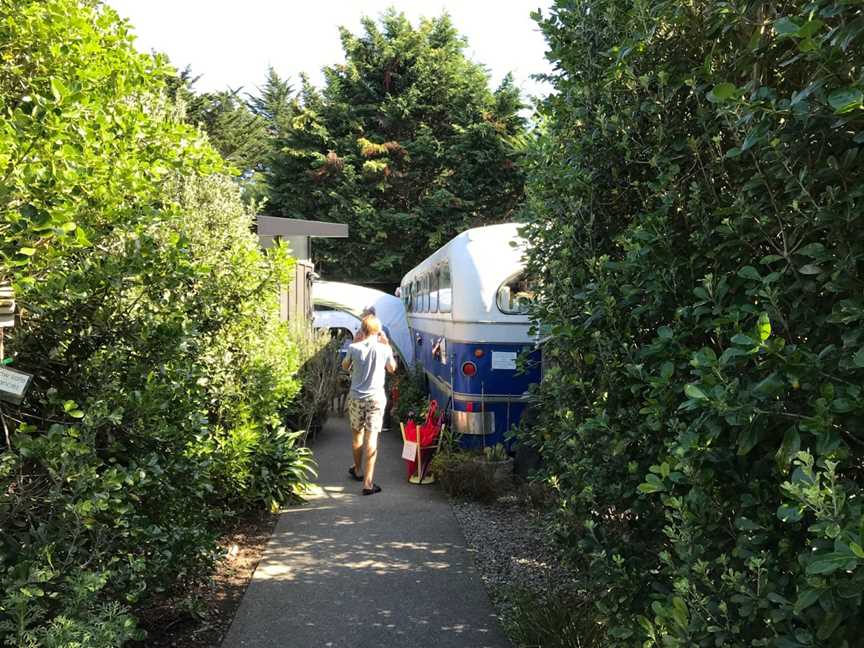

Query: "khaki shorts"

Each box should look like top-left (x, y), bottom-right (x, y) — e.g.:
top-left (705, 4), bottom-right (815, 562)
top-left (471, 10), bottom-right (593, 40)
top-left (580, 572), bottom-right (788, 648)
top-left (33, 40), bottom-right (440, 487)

top-left (348, 395), bottom-right (386, 435)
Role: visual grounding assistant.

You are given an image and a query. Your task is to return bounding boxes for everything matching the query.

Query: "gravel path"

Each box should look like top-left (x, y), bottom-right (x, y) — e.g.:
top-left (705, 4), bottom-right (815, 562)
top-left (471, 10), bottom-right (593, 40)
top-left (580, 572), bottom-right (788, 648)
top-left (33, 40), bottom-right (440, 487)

top-left (450, 493), bottom-right (582, 621)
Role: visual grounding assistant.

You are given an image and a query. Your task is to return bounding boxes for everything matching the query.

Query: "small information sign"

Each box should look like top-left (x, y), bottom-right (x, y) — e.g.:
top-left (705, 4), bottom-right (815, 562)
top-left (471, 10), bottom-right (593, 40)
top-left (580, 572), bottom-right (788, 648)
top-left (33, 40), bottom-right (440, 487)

top-left (401, 440), bottom-right (418, 461)
top-left (0, 366), bottom-right (33, 405)
top-left (491, 351), bottom-right (517, 370)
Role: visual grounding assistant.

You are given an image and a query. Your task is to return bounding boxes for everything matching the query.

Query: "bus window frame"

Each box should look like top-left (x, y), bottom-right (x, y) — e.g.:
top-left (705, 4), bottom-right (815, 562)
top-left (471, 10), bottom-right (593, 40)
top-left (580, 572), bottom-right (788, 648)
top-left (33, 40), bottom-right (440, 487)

top-left (496, 271), bottom-right (536, 315)
top-left (438, 262), bottom-right (452, 313)
top-left (429, 267), bottom-right (439, 312)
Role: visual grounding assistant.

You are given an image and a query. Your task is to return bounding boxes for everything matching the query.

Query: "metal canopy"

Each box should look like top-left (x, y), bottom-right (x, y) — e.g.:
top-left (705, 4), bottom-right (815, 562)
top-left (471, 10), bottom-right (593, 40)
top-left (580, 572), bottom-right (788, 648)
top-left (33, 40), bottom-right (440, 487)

top-left (256, 216), bottom-right (348, 239)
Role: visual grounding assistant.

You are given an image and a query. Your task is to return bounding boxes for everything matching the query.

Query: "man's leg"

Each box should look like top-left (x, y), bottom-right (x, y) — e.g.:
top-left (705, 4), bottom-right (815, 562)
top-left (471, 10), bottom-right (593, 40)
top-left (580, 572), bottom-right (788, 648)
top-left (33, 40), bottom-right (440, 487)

top-left (347, 399), bottom-right (365, 476)
top-left (361, 397), bottom-right (386, 491)
top-left (352, 428), bottom-right (364, 474)
top-left (362, 428), bottom-right (379, 491)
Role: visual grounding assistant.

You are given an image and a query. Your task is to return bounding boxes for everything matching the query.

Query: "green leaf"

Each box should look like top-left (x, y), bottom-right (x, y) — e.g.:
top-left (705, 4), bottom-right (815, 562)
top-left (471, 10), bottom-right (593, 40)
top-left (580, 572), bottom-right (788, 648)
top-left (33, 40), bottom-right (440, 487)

top-left (708, 82), bottom-right (738, 103)
top-left (671, 596), bottom-right (688, 628)
top-left (776, 428), bottom-right (801, 469)
top-left (777, 504), bottom-right (803, 523)
top-left (850, 542), bottom-right (864, 559)
top-left (720, 347), bottom-right (749, 364)
top-left (737, 265), bottom-right (762, 281)
top-left (798, 19), bottom-right (824, 38)
top-left (660, 362), bottom-right (674, 380)
top-left (817, 612), bottom-right (842, 641)
top-left (758, 312), bottom-right (771, 341)
top-left (684, 384), bottom-right (708, 400)
top-left (50, 77), bottom-right (68, 102)
top-left (737, 427), bottom-right (760, 455)
top-left (760, 254), bottom-right (784, 265)
top-left (831, 398), bottom-right (855, 413)
top-left (794, 589), bottom-right (821, 612)
top-left (827, 87), bottom-right (863, 114)
top-left (731, 333), bottom-right (757, 346)
top-left (638, 473), bottom-right (666, 494)
top-left (657, 326), bottom-right (673, 339)
top-left (736, 516), bottom-right (763, 530)
top-left (797, 242), bottom-right (826, 258)
top-left (806, 552), bottom-right (856, 575)
top-left (798, 264), bottom-right (822, 275)
top-left (17, 247), bottom-right (36, 256)
top-left (638, 480), bottom-right (665, 494)
top-left (636, 615), bottom-right (653, 636)
top-left (854, 349), bottom-right (864, 368)
top-left (774, 17), bottom-right (801, 36)
top-left (754, 372), bottom-right (783, 397)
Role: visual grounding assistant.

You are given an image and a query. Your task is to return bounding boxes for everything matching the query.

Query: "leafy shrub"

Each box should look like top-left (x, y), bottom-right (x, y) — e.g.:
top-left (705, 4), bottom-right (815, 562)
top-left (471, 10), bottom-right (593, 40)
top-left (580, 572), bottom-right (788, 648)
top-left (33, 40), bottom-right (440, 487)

top-left (499, 586), bottom-right (601, 648)
top-left (431, 445), bottom-right (511, 503)
top-left (483, 443), bottom-right (509, 463)
top-left (392, 367), bottom-right (429, 424)
top-left (431, 450), bottom-right (496, 503)
top-left (522, 0), bottom-right (864, 645)
top-left (284, 325), bottom-right (340, 440)
top-left (0, 1), bottom-right (313, 643)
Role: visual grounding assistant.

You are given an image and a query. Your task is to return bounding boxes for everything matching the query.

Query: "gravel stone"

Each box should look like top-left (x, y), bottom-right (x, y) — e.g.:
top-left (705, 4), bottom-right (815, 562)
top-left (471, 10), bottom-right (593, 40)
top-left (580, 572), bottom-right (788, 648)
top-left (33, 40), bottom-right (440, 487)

top-left (450, 492), bottom-right (581, 619)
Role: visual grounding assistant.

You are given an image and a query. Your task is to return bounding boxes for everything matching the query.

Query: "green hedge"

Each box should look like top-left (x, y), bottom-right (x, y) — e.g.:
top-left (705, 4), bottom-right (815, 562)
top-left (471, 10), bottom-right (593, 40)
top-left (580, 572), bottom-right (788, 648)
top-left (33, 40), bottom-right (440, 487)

top-left (522, 1), bottom-right (864, 646)
top-left (0, 1), bottom-right (312, 644)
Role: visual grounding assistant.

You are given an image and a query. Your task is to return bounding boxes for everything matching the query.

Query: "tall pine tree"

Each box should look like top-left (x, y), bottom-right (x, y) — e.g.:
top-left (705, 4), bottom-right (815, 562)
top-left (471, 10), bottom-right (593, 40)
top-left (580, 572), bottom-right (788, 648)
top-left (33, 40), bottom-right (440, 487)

top-left (263, 10), bottom-right (527, 284)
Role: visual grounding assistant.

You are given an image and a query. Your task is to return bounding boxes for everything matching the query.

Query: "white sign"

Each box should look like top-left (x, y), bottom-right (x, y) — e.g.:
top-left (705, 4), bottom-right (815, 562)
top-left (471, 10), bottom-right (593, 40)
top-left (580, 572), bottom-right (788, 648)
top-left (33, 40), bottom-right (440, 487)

top-left (0, 366), bottom-right (32, 402)
top-left (491, 351), bottom-right (517, 370)
top-left (401, 440), bottom-right (418, 461)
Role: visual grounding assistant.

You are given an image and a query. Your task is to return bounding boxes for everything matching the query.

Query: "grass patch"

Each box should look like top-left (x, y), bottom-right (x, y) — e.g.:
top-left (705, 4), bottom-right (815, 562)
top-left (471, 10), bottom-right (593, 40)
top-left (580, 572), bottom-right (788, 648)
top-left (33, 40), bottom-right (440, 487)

top-left (496, 586), bottom-right (604, 648)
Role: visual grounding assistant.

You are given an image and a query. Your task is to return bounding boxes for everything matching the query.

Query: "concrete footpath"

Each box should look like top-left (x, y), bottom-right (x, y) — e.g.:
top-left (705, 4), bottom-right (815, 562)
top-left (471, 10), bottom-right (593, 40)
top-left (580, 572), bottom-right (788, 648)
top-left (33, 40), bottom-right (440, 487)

top-left (222, 416), bottom-right (511, 648)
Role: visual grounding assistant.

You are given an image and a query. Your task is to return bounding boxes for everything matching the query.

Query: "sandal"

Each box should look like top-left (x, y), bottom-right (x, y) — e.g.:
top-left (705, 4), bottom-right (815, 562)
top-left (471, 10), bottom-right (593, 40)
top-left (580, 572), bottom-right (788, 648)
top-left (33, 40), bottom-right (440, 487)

top-left (362, 484), bottom-right (382, 496)
top-left (348, 466), bottom-right (364, 481)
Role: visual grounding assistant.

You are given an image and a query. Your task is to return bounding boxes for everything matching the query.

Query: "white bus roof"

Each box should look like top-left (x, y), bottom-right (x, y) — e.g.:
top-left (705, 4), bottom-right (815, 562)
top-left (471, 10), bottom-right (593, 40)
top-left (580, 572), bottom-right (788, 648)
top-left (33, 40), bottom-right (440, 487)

top-left (400, 223), bottom-right (530, 322)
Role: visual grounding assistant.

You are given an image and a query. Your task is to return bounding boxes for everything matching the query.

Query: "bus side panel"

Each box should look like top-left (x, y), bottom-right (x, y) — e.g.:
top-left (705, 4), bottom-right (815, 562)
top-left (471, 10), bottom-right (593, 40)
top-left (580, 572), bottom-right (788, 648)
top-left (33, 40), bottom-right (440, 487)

top-left (409, 323), bottom-right (540, 449)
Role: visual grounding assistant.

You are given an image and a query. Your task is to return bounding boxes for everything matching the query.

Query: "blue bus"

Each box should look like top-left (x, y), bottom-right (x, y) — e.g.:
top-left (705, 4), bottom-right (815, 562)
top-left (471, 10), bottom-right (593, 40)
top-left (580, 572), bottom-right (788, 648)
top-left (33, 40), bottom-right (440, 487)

top-left (399, 223), bottom-right (540, 449)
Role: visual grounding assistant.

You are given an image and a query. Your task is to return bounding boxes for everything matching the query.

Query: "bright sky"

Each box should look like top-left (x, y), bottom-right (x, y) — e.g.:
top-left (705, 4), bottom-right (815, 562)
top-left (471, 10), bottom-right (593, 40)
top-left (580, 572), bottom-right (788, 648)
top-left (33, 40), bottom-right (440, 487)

top-left (107, 1), bottom-right (555, 103)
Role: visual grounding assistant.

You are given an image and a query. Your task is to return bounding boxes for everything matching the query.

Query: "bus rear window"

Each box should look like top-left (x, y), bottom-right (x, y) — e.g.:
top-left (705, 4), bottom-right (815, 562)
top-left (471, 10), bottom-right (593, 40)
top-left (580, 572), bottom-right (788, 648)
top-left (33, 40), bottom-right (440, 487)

top-left (496, 272), bottom-right (536, 315)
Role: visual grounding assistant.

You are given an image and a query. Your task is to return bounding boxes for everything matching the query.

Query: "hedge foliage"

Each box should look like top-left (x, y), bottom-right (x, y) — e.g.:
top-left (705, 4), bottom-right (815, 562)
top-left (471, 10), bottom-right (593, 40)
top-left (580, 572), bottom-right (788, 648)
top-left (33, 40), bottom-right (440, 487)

top-left (0, 1), bottom-right (313, 644)
top-left (523, 1), bottom-right (864, 646)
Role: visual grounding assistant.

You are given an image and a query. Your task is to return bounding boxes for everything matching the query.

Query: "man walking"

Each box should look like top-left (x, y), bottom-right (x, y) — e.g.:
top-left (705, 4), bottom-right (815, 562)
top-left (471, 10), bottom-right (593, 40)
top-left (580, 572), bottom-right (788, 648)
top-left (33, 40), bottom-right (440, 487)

top-left (342, 315), bottom-right (397, 495)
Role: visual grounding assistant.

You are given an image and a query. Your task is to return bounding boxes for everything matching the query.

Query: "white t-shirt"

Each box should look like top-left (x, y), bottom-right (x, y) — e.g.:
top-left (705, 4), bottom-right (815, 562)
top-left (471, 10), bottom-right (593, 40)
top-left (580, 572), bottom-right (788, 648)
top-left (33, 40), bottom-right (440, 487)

top-left (347, 338), bottom-right (394, 400)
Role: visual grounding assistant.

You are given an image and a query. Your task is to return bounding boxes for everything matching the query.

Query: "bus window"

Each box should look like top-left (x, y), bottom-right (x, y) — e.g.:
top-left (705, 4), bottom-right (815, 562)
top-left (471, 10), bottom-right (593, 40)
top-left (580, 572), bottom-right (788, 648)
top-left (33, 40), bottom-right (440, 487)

top-left (429, 267), bottom-right (439, 312)
top-left (413, 279), bottom-right (421, 312)
top-left (497, 271), bottom-right (536, 315)
top-left (422, 273), bottom-right (429, 312)
top-left (439, 262), bottom-right (452, 313)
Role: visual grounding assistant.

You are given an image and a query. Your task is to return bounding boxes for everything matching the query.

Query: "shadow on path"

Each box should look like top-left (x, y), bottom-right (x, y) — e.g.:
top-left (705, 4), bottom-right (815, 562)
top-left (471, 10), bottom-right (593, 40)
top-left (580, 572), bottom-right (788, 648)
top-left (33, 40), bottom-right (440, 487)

top-left (222, 417), bottom-right (510, 648)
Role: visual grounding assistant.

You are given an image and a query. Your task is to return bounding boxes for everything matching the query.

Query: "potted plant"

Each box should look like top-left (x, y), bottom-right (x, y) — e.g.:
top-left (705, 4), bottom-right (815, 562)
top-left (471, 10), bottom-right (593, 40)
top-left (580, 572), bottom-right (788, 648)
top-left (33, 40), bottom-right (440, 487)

top-left (474, 443), bottom-right (514, 488)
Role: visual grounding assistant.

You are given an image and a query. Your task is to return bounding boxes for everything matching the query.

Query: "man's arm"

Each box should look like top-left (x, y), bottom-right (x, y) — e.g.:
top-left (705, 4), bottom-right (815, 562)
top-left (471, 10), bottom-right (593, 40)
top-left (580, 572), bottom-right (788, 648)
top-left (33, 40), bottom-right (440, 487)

top-left (341, 348), bottom-right (352, 371)
top-left (385, 347), bottom-right (397, 373)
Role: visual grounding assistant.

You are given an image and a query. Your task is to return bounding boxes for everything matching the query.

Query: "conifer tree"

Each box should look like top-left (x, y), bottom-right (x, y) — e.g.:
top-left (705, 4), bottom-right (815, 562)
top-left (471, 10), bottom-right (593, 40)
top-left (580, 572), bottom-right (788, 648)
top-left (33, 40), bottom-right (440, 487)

top-left (263, 10), bottom-right (527, 283)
